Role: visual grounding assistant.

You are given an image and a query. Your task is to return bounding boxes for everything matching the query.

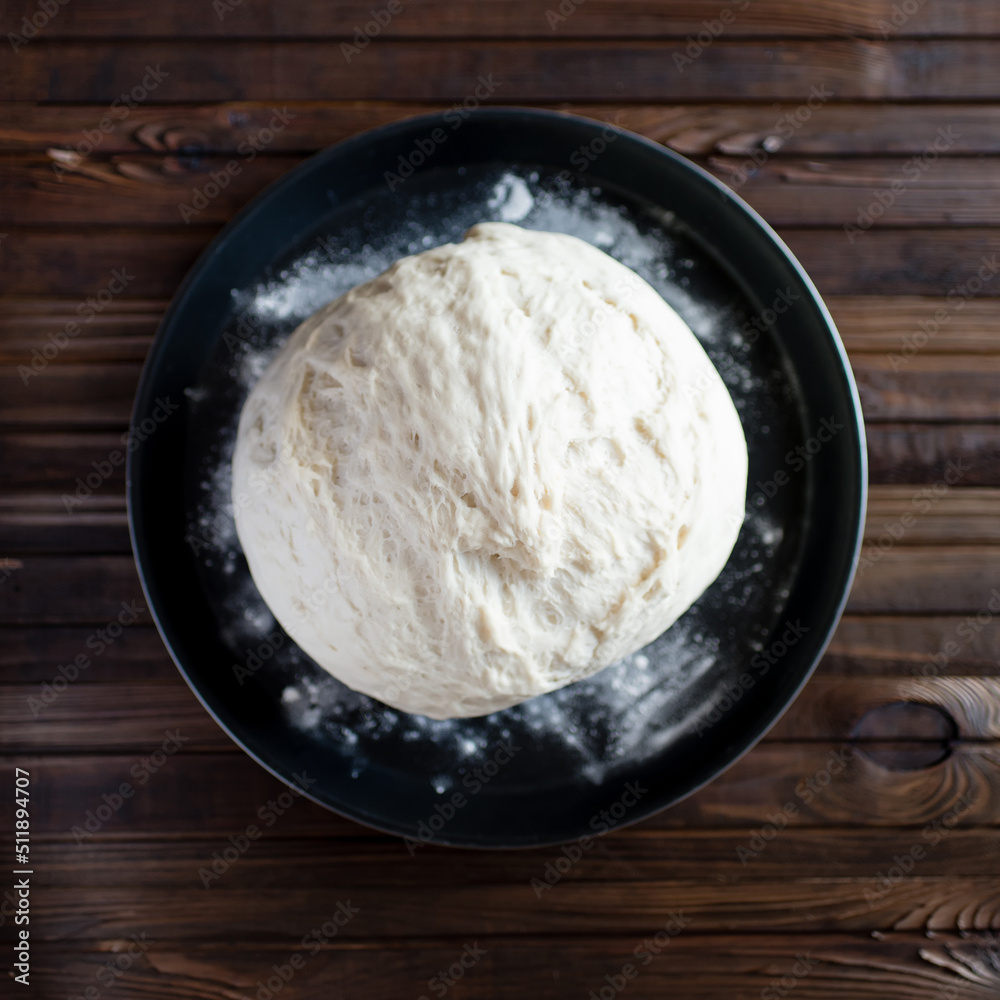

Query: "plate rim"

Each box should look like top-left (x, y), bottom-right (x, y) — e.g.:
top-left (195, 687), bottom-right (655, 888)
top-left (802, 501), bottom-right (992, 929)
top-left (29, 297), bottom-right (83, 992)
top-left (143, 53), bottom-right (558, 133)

top-left (127, 106), bottom-right (868, 849)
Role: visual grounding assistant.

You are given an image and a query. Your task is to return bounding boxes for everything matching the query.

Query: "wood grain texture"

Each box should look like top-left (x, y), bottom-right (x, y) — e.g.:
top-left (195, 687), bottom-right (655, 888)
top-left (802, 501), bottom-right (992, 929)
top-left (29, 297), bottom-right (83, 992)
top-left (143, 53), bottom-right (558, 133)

top-left (866, 423), bottom-right (1000, 485)
top-left (0, 495), bottom-right (133, 552)
top-left (0, 307), bottom-right (157, 365)
top-left (11, 425), bottom-right (990, 501)
top-left (3, 744), bottom-right (997, 836)
top-left (854, 355), bottom-right (1000, 422)
top-left (864, 487), bottom-right (1000, 543)
top-left (10, 0), bottom-right (1000, 39)
top-left (4, 296), bottom-right (999, 361)
top-left (4, 101), bottom-right (1000, 156)
top-left (3, 423), bottom-right (997, 497)
top-left (0, 624), bottom-right (172, 682)
top-left (769, 676), bottom-right (1000, 740)
top-left (24, 935), bottom-right (1000, 1000)
top-left (780, 229), bottom-right (1000, 296)
top-left (7, 356), bottom-right (1000, 428)
top-left (0, 229), bottom-right (209, 299)
top-left (0, 364), bottom-right (142, 426)
top-left (1, 545), bottom-right (998, 625)
top-left (31, 833), bottom-right (1000, 884)
top-left (830, 297), bottom-right (1000, 353)
top-left (0, 683), bottom-right (234, 751)
top-left (0, 432), bottom-right (133, 491)
top-left (6, 151), bottom-right (1000, 228)
top-left (5, 228), bottom-right (999, 298)
top-left (4, 6), bottom-right (1000, 996)
top-left (709, 156), bottom-right (1000, 228)
top-left (0, 152), bottom-right (300, 227)
top-left (847, 547), bottom-right (1000, 613)
top-left (19, 879), bottom-right (1000, 938)
top-left (6, 40), bottom-right (1000, 103)
top-left (4, 674), bottom-right (998, 751)
top-left (823, 615), bottom-right (1000, 676)
top-left (2, 612), bottom-right (998, 685)
top-left (3, 485), bottom-right (997, 554)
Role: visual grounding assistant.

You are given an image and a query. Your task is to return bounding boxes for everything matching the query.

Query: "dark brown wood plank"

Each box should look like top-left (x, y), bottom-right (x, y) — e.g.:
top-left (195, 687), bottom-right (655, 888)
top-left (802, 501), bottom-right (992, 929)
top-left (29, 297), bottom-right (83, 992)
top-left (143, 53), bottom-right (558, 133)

top-left (0, 299), bottom-right (159, 364)
top-left (3, 484), bottom-right (997, 555)
top-left (709, 156), bottom-right (1000, 228)
top-left (20, 877), bottom-right (1000, 938)
top-left (0, 683), bottom-right (231, 751)
top-left (864, 487), bottom-right (1000, 543)
top-left (829, 296), bottom-right (1000, 353)
top-left (2, 295), bottom-right (999, 367)
top-left (823, 614), bottom-right (1000, 676)
top-left (4, 673), bottom-right (998, 750)
top-left (848, 547), bottom-right (1000, 613)
top-left (0, 624), bottom-right (171, 683)
top-left (4, 743), bottom-right (997, 836)
top-left (855, 355), bottom-right (1000, 422)
top-left (0, 555), bottom-right (146, 624)
top-left (0, 229), bottom-right (209, 299)
top-left (8, 152), bottom-right (1000, 228)
top-left (6, 355), bottom-right (1000, 430)
top-left (10, 424), bottom-right (984, 497)
top-left (3, 613), bottom-right (998, 686)
top-left (0, 500), bottom-right (131, 551)
top-left (1, 292), bottom-right (995, 349)
top-left (0, 424), bottom-right (984, 512)
top-left (0, 431), bottom-right (130, 491)
top-left (867, 423), bottom-right (1000, 485)
top-left (0, 363), bottom-right (141, 426)
top-left (62, 418), bottom-right (983, 496)
top-left (769, 676), bottom-right (1000, 740)
top-left (4, 228), bottom-right (999, 298)
top-left (7, 40), bottom-right (1000, 103)
top-left (31, 831), bottom-right (1000, 884)
top-left (6, 102), bottom-right (1000, 156)
top-left (0, 750), bottom-right (350, 838)
top-left (26, 935), bottom-right (1000, 1000)
top-left (2, 8), bottom-right (998, 998)
top-left (0, 152), bottom-right (300, 226)
top-left (11, 0), bottom-right (1000, 39)
top-left (2, 547), bottom-right (999, 625)
top-left (782, 229), bottom-right (1000, 296)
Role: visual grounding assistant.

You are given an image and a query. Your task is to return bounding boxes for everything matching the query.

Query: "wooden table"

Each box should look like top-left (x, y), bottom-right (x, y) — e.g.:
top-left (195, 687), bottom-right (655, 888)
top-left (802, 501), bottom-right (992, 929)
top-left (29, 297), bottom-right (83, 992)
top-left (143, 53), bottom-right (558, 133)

top-left (3, 2), bottom-right (999, 997)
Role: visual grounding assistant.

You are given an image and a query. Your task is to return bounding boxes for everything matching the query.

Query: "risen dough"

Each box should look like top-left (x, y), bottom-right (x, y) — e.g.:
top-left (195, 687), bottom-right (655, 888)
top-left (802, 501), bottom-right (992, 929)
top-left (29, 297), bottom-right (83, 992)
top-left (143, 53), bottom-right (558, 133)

top-left (232, 222), bottom-right (747, 718)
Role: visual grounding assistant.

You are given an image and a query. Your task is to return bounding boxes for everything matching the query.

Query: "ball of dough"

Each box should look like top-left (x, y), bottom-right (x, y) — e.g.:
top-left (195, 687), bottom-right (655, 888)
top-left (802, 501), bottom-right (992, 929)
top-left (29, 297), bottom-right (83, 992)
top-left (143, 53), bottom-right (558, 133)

top-left (232, 222), bottom-right (747, 719)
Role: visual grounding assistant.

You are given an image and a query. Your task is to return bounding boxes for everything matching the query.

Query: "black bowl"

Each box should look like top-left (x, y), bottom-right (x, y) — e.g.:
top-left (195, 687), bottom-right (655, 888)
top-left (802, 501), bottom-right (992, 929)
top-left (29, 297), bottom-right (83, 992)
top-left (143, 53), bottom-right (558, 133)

top-left (127, 109), bottom-right (866, 848)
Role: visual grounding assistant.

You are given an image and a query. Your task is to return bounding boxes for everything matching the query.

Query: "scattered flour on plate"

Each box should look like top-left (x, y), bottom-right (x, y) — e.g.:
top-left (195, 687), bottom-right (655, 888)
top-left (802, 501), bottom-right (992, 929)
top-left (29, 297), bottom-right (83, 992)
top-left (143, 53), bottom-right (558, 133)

top-left (488, 173), bottom-right (534, 222)
top-left (187, 168), bottom-right (788, 789)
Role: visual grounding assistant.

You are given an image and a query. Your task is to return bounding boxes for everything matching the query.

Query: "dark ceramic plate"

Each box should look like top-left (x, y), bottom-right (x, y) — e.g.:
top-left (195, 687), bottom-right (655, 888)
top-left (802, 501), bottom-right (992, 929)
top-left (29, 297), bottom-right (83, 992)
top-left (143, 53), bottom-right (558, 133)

top-left (127, 109), bottom-right (866, 848)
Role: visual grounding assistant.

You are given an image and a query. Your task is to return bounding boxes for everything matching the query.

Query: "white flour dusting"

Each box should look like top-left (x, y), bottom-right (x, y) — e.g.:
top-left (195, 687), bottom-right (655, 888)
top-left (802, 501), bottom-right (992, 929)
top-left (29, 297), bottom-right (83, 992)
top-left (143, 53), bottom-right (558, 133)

top-left (488, 173), bottom-right (534, 222)
top-left (188, 167), bottom-right (791, 789)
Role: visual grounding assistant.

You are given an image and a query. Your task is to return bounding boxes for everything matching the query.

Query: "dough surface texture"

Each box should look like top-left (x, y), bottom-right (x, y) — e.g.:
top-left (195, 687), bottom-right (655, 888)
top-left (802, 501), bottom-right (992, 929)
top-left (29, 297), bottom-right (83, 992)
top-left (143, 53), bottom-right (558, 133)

top-left (232, 222), bottom-right (748, 718)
